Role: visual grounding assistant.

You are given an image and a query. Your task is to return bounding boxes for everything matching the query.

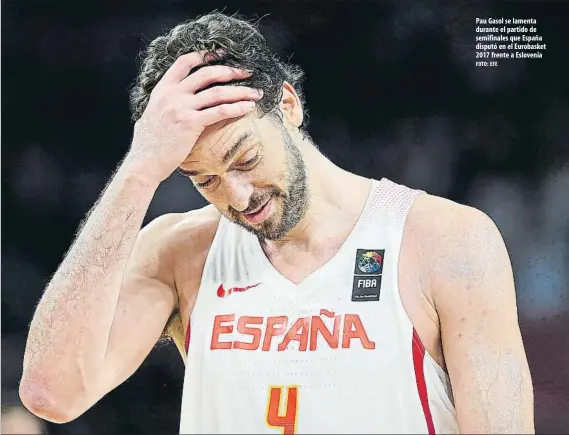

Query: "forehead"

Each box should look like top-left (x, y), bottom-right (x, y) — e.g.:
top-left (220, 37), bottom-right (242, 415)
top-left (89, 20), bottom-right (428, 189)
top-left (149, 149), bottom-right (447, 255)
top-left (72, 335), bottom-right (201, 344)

top-left (181, 113), bottom-right (278, 168)
top-left (199, 116), bottom-right (252, 155)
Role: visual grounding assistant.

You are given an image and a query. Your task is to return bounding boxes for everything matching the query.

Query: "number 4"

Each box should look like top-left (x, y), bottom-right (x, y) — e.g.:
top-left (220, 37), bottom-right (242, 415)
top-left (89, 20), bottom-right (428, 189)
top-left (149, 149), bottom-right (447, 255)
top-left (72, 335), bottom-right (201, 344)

top-left (266, 386), bottom-right (298, 434)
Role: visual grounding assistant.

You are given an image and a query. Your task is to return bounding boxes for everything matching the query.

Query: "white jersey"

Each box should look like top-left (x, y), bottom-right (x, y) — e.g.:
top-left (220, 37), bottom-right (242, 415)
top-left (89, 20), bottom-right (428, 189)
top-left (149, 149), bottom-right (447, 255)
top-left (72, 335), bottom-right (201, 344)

top-left (179, 178), bottom-right (458, 434)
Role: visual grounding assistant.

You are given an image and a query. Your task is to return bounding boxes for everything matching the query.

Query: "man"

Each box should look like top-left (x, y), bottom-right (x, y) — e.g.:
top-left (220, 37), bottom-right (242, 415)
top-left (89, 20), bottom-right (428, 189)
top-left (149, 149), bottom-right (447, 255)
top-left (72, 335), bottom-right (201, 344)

top-left (20, 12), bottom-right (534, 434)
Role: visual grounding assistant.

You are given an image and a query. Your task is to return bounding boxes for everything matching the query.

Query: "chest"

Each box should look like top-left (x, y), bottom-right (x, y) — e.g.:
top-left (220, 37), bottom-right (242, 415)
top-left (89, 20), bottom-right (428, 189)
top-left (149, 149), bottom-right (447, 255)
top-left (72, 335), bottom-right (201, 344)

top-left (176, 227), bottom-right (443, 371)
top-left (260, 237), bottom-right (349, 285)
top-left (176, 223), bottom-right (402, 337)
top-left (188, 243), bottom-right (402, 361)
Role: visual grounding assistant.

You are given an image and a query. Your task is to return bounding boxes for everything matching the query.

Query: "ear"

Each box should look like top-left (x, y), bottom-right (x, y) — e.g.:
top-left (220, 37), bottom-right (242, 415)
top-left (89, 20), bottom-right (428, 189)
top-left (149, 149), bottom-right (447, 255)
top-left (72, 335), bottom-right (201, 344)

top-left (279, 82), bottom-right (303, 128)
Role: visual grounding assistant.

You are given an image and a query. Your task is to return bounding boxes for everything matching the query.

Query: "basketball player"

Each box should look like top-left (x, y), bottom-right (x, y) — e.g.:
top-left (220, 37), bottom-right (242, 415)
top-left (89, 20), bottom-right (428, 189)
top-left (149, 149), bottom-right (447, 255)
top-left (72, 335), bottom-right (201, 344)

top-left (20, 12), bottom-right (534, 434)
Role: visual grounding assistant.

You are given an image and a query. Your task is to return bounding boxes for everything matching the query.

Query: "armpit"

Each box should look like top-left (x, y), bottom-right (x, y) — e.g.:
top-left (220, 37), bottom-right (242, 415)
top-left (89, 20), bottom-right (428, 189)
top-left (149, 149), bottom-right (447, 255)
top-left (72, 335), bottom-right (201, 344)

top-left (162, 309), bottom-right (186, 361)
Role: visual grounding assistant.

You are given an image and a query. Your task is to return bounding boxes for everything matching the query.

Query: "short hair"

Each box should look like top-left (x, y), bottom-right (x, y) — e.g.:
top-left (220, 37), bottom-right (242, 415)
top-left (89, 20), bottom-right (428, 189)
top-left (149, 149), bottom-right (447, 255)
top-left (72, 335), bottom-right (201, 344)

top-left (130, 12), bottom-right (308, 127)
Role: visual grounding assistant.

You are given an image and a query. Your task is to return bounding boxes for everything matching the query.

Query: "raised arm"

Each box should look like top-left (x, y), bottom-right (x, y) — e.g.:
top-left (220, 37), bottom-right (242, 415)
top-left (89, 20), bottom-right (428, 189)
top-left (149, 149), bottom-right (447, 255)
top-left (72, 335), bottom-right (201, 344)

top-left (19, 51), bottom-right (262, 423)
top-left (19, 164), bottom-right (165, 423)
top-left (432, 200), bottom-right (534, 433)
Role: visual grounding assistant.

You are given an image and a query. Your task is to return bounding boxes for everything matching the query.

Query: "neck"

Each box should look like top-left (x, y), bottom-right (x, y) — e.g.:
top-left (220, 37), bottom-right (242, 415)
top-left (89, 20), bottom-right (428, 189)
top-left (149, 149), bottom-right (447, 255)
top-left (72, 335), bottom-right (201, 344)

top-left (264, 141), bottom-right (372, 250)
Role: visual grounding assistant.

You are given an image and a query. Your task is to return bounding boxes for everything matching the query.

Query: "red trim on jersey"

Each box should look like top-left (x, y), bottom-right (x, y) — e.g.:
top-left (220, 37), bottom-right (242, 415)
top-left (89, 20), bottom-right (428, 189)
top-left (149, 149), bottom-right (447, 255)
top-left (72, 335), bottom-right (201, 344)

top-left (412, 328), bottom-right (436, 434)
top-left (184, 321), bottom-right (191, 355)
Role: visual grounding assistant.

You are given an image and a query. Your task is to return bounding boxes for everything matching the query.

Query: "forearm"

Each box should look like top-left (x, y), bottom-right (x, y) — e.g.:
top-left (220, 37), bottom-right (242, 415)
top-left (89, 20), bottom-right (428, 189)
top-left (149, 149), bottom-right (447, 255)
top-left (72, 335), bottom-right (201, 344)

top-left (453, 344), bottom-right (534, 433)
top-left (22, 157), bottom-right (158, 394)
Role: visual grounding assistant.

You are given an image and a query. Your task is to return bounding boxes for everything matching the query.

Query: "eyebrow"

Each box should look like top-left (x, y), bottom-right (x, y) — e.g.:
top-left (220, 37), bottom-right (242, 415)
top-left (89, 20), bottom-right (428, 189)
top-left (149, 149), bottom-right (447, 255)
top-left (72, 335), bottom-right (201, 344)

top-left (221, 131), bottom-right (252, 165)
top-left (179, 131), bottom-right (253, 177)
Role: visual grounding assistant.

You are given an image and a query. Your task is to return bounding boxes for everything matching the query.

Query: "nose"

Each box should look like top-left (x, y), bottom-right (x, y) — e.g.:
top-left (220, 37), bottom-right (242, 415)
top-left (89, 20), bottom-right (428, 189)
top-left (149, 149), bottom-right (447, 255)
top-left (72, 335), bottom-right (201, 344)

top-left (223, 175), bottom-right (254, 212)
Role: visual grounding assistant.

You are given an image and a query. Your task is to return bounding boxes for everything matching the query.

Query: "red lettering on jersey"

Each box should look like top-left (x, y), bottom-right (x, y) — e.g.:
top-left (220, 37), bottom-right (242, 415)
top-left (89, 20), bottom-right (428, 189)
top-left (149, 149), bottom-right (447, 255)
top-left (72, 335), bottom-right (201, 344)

top-left (279, 317), bottom-right (310, 351)
top-left (234, 316), bottom-right (263, 350)
top-left (342, 314), bottom-right (376, 349)
top-left (211, 314), bottom-right (234, 349)
top-left (262, 316), bottom-right (288, 351)
top-left (310, 309), bottom-right (341, 350)
top-left (210, 310), bottom-right (375, 352)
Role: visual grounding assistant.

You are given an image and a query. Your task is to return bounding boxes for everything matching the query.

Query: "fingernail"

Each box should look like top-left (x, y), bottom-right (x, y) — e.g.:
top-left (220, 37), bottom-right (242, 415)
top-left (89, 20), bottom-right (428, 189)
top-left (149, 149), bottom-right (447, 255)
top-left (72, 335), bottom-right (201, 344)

top-left (256, 89), bottom-right (264, 97)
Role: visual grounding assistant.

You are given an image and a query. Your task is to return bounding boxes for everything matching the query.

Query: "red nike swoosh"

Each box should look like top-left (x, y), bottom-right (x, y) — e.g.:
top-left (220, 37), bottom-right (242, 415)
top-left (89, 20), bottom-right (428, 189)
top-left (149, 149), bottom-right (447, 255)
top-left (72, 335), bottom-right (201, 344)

top-left (217, 283), bottom-right (260, 298)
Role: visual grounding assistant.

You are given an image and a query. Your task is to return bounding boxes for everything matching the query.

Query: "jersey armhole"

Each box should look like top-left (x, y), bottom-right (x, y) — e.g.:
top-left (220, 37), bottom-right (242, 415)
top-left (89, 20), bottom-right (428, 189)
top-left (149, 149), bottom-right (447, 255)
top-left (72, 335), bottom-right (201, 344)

top-left (183, 215), bottom-right (228, 355)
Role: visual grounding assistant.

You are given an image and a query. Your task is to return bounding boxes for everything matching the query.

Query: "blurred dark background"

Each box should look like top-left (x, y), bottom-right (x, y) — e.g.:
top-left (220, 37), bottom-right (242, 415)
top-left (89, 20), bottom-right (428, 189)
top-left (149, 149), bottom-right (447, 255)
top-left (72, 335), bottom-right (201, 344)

top-left (2, 0), bottom-right (568, 433)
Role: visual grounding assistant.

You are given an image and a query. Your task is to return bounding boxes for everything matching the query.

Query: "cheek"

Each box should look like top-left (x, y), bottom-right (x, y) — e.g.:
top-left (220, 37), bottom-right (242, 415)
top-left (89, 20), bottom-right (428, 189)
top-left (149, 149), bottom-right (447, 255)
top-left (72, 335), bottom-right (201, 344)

top-left (197, 186), bottom-right (226, 209)
top-left (254, 162), bottom-right (286, 187)
top-left (257, 149), bottom-right (288, 184)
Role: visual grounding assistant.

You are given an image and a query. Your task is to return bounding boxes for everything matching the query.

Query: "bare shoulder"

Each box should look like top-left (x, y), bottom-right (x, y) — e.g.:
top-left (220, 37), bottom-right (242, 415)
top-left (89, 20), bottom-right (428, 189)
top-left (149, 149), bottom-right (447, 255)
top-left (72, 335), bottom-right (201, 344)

top-left (399, 192), bottom-right (516, 369)
top-left (137, 204), bottom-right (221, 259)
top-left (406, 193), bottom-right (498, 243)
top-left (127, 204), bottom-right (221, 292)
top-left (405, 192), bottom-right (511, 303)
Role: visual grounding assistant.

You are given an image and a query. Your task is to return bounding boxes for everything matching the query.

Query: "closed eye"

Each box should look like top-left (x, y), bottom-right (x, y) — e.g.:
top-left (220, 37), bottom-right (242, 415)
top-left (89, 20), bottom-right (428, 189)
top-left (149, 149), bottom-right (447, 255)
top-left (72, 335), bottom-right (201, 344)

top-left (195, 176), bottom-right (216, 188)
top-left (234, 154), bottom-right (260, 170)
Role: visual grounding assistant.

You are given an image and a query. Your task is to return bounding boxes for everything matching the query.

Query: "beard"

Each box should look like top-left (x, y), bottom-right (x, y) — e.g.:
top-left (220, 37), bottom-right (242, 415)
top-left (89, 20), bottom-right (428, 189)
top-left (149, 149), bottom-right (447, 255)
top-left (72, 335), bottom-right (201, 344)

top-left (224, 127), bottom-right (309, 241)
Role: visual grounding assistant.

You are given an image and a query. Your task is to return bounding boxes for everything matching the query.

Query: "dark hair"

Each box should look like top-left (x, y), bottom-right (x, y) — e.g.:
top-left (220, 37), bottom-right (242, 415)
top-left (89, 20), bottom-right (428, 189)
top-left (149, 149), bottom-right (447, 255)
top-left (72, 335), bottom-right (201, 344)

top-left (130, 12), bottom-right (308, 128)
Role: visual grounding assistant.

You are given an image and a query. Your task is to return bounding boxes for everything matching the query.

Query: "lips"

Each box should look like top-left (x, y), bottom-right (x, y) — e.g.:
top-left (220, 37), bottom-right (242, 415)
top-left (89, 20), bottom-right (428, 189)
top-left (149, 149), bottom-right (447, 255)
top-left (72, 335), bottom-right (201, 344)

top-left (243, 197), bottom-right (273, 224)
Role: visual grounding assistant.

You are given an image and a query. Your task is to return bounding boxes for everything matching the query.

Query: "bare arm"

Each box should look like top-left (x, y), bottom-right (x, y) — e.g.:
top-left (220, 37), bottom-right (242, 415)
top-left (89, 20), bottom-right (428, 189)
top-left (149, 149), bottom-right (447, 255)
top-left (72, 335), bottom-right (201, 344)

top-left (19, 51), bottom-right (261, 423)
top-left (432, 200), bottom-right (534, 433)
top-left (19, 162), bottom-right (171, 423)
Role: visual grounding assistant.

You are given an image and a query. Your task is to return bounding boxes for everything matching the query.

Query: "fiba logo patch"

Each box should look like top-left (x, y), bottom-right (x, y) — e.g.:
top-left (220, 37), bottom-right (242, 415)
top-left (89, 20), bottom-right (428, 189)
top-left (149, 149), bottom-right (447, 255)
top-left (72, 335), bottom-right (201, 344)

top-left (356, 250), bottom-right (383, 274)
top-left (352, 249), bottom-right (385, 302)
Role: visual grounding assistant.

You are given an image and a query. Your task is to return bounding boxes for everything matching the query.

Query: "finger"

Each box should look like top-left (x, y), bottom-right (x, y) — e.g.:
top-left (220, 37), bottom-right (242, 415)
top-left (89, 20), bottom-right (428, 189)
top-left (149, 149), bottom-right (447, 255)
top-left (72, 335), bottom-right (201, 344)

top-left (160, 51), bottom-right (217, 85)
top-left (180, 65), bottom-right (253, 94)
top-left (191, 86), bottom-right (263, 110)
top-left (198, 101), bottom-right (258, 126)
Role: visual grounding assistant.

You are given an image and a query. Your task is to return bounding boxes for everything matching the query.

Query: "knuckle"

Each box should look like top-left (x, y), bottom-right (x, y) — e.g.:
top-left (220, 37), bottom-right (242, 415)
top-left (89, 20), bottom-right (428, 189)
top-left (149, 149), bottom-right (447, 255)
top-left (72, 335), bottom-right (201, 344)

top-left (215, 65), bottom-right (229, 74)
top-left (175, 52), bottom-right (200, 70)
top-left (173, 55), bottom-right (187, 68)
top-left (207, 65), bottom-right (231, 81)
top-left (163, 99), bottom-right (186, 122)
top-left (177, 52), bottom-right (194, 63)
top-left (173, 106), bottom-right (184, 121)
top-left (216, 105), bottom-right (230, 117)
top-left (199, 68), bottom-right (216, 83)
top-left (163, 104), bottom-right (179, 121)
